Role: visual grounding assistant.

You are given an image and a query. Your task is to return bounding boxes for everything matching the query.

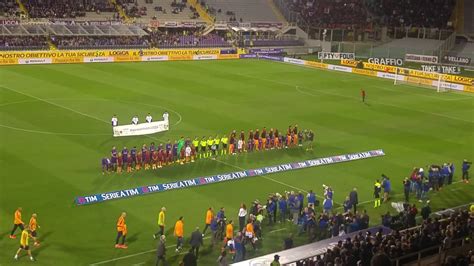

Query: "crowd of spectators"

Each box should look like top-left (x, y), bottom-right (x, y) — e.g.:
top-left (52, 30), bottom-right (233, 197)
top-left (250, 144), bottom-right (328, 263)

top-left (24, 0), bottom-right (119, 18)
top-left (293, 208), bottom-right (472, 266)
top-left (147, 29), bottom-right (231, 48)
top-left (286, 0), bottom-right (369, 29)
top-left (0, 36), bottom-right (48, 50)
top-left (366, 0), bottom-right (456, 29)
top-left (51, 36), bottom-right (149, 49)
top-left (116, 0), bottom-right (199, 19)
top-left (0, 0), bottom-right (19, 18)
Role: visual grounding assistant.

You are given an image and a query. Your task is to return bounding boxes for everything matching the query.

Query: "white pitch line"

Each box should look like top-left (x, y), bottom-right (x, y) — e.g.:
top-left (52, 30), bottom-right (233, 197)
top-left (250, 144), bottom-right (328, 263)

top-left (0, 87), bottom-right (162, 141)
top-left (90, 236), bottom-right (211, 266)
top-left (0, 86), bottom-right (110, 124)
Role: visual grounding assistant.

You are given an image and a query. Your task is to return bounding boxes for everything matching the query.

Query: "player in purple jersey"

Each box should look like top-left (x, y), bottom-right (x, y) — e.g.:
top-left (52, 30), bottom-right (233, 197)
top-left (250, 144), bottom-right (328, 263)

top-left (122, 147), bottom-right (128, 169)
top-left (166, 140), bottom-right (172, 154)
top-left (102, 157), bottom-right (111, 175)
top-left (111, 146), bottom-right (118, 171)
top-left (131, 146), bottom-right (137, 167)
top-left (149, 142), bottom-right (155, 153)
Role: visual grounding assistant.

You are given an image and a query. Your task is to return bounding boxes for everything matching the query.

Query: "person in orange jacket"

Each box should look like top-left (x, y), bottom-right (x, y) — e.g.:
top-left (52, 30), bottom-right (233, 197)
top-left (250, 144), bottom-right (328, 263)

top-left (174, 216), bottom-right (184, 252)
top-left (115, 212), bottom-right (128, 249)
top-left (203, 207), bottom-right (213, 235)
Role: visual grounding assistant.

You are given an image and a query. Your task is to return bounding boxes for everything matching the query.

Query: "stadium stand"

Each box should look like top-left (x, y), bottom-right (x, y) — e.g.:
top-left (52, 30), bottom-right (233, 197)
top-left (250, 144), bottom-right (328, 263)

top-left (23, 0), bottom-right (119, 20)
top-left (370, 37), bottom-right (444, 58)
top-left (0, 35), bottom-right (48, 50)
top-left (234, 206), bottom-right (472, 265)
top-left (0, 0), bottom-right (20, 18)
top-left (284, 0), bottom-right (369, 29)
top-left (200, 0), bottom-right (282, 23)
top-left (147, 29), bottom-right (231, 48)
top-left (116, 0), bottom-right (201, 21)
top-left (366, 0), bottom-right (456, 29)
top-left (52, 36), bottom-right (149, 49)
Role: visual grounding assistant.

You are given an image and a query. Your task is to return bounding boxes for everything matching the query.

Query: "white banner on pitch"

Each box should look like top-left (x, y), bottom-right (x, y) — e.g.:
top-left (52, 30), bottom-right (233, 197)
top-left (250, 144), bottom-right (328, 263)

top-left (113, 120), bottom-right (169, 137)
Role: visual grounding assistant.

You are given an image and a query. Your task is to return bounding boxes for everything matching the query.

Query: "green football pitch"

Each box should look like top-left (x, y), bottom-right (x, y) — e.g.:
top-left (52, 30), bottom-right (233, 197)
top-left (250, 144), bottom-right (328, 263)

top-left (0, 59), bottom-right (473, 265)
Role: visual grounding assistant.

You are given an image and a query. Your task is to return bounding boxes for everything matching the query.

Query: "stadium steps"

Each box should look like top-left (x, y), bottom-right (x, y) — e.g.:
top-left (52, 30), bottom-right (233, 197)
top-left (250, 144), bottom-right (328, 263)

top-left (109, 0), bottom-right (131, 22)
top-left (15, 0), bottom-right (29, 17)
top-left (189, 0), bottom-right (214, 25)
top-left (267, 0), bottom-right (288, 24)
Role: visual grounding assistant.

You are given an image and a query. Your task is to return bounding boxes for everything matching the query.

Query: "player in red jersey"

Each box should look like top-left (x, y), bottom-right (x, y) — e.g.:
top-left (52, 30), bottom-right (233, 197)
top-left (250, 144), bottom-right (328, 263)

top-left (144, 149), bottom-right (151, 170)
top-left (151, 151), bottom-right (158, 170)
top-left (286, 133), bottom-right (292, 148)
top-left (361, 89), bottom-right (366, 102)
top-left (126, 155), bottom-right (133, 173)
top-left (117, 153), bottom-right (123, 174)
top-left (136, 151), bottom-right (142, 171)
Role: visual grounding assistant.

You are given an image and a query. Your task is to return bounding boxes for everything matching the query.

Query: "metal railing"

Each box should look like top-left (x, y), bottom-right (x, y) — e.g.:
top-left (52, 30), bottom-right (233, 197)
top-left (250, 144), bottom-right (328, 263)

top-left (392, 238), bottom-right (469, 266)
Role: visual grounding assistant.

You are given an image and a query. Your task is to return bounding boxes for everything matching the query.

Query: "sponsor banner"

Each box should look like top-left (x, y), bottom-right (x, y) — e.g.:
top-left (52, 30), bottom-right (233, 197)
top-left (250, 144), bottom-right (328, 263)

top-left (283, 57), bottom-right (305, 65)
top-left (377, 72), bottom-right (404, 81)
top-left (318, 52), bottom-right (355, 60)
top-left (137, 49), bottom-right (221, 57)
top-left (443, 55), bottom-right (471, 65)
top-left (250, 22), bottom-right (283, 28)
top-left (217, 54), bottom-right (240, 60)
top-left (353, 68), bottom-right (377, 77)
top-left (83, 57), bottom-right (114, 63)
top-left (362, 62), bottom-right (396, 73)
top-left (420, 65), bottom-right (461, 74)
top-left (250, 48), bottom-right (283, 55)
top-left (214, 23), bottom-right (228, 30)
top-left (18, 58), bottom-right (53, 65)
top-left (464, 86), bottom-right (474, 93)
top-left (368, 57), bottom-right (403, 66)
top-left (163, 21), bottom-right (179, 27)
top-left (341, 59), bottom-right (359, 67)
top-left (240, 54), bottom-right (257, 59)
top-left (405, 53), bottom-right (438, 64)
top-left (259, 55), bottom-right (284, 61)
top-left (328, 64), bottom-right (352, 73)
top-left (169, 55), bottom-right (193, 61)
top-left (405, 69), bottom-right (473, 85)
top-left (433, 81), bottom-right (464, 91)
top-left (193, 54), bottom-right (218, 60)
top-left (0, 58), bottom-right (18, 65)
top-left (0, 49), bottom-right (221, 60)
top-left (0, 19), bottom-right (19, 25)
top-left (141, 55), bottom-right (169, 61)
top-left (219, 48), bottom-right (238, 55)
top-left (305, 61), bottom-right (328, 69)
top-left (406, 76), bottom-right (433, 86)
top-left (149, 20), bottom-right (160, 28)
top-left (113, 119), bottom-right (169, 137)
top-left (114, 56), bottom-right (141, 62)
top-left (52, 57), bottom-right (82, 64)
top-left (75, 149), bottom-right (385, 205)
